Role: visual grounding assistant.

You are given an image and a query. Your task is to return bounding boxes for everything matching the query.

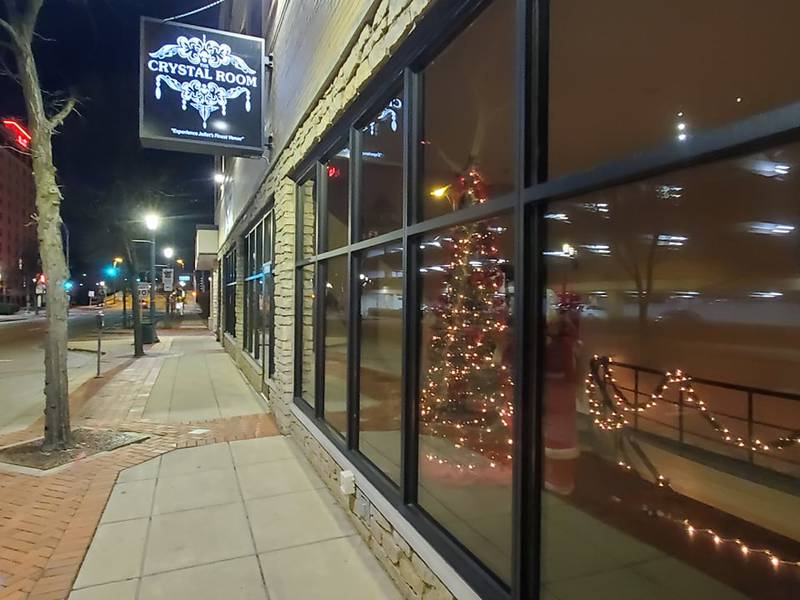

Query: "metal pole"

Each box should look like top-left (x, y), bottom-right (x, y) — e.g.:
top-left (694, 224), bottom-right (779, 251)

top-left (150, 229), bottom-right (156, 325)
top-left (96, 311), bottom-right (104, 378)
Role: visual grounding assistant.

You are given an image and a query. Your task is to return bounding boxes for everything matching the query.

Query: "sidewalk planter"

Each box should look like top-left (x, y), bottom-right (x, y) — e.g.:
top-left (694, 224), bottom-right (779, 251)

top-left (141, 322), bottom-right (158, 345)
top-left (0, 302), bottom-right (20, 315)
top-left (210, 1), bottom-right (800, 599)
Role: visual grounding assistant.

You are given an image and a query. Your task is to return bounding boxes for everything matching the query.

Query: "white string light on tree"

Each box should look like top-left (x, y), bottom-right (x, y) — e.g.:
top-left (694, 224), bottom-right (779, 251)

top-left (419, 167), bottom-right (514, 472)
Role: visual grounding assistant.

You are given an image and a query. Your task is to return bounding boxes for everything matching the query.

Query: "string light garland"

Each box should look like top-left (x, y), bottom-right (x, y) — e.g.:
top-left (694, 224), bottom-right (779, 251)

top-left (586, 355), bottom-right (800, 453)
top-left (419, 167), bottom-right (514, 471)
top-left (587, 354), bottom-right (800, 571)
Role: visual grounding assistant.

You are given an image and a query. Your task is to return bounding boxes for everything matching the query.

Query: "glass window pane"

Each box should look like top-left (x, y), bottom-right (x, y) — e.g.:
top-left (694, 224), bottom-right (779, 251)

top-left (324, 255), bottom-right (349, 436)
top-left (549, 1), bottom-right (800, 177)
top-left (359, 243), bottom-right (404, 484)
top-left (360, 89), bottom-right (404, 239)
top-left (419, 0), bottom-right (516, 222)
top-left (255, 221), bottom-right (263, 271)
top-left (417, 213), bottom-right (515, 584)
top-left (254, 278), bottom-right (263, 361)
top-left (300, 264), bottom-right (316, 406)
top-left (325, 150), bottom-right (350, 250)
top-left (540, 143), bottom-right (800, 598)
top-left (300, 177), bottom-right (317, 258)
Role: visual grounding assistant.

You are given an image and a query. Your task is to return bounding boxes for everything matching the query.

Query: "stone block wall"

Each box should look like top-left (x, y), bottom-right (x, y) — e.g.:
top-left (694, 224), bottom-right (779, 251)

top-left (290, 418), bottom-right (456, 600)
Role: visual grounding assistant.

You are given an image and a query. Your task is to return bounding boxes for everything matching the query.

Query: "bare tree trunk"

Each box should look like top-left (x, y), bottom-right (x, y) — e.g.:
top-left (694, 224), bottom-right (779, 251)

top-left (3, 2), bottom-right (77, 450)
top-left (121, 240), bottom-right (144, 357)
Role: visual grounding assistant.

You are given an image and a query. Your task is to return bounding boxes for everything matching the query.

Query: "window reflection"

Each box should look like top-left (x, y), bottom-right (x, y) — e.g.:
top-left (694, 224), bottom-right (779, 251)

top-left (300, 263), bottom-right (316, 406)
top-left (361, 90), bottom-right (404, 239)
top-left (418, 208), bottom-right (515, 584)
top-left (324, 256), bottom-right (348, 436)
top-left (540, 143), bottom-right (800, 599)
top-left (550, 0), bottom-right (800, 177)
top-left (359, 244), bottom-right (403, 483)
top-left (419, 0), bottom-right (516, 222)
top-left (325, 151), bottom-right (350, 250)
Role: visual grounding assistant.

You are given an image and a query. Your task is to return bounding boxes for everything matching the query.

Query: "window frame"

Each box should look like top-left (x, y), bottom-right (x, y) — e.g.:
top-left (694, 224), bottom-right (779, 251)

top-left (223, 247), bottom-right (237, 337)
top-left (243, 208), bottom-right (276, 374)
top-left (291, 0), bottom-right (800, 598)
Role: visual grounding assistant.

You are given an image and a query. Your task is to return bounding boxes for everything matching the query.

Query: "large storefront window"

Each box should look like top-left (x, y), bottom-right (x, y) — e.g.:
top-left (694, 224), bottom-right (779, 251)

top-left (243, 211), bottom-right (274, 372)
top-left (358, 243), bottom-right (403, 484)
top-left (420, 0), bottom-right (516, 222)
top-left (549, 0), bottom-right (800, 177)
top-left (323, 255), bottom-right (349, 436)
top-left (360, 87), bottom-right (404, 239)
top-left (325, 148), bottom-right (350, 251)
top-left (223, 248), bottom-right (237, 337)
top-left (418, 213), bottom-right (515, 584)
top-left (540, 144), bottom-right (800, 598)
top-left (292, 1), bottom-right (800, 598)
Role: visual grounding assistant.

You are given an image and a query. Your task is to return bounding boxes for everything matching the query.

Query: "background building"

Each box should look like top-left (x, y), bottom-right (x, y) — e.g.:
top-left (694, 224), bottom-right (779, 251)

top-left (206, 1), bottom-right (800, 599)
top-left (0, 118), bottom-right (36, 306)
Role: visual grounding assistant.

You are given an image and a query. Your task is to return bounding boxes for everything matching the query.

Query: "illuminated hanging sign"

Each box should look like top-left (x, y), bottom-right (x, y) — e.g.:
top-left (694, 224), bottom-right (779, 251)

top-left (2, 119), bottom-right (31, 150)
top-left (139, 18), bottom-right (264, 156)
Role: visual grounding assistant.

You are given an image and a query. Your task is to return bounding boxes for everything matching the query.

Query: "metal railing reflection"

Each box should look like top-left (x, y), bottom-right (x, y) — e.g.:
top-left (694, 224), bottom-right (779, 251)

top-left (595, 358), bottom-right (800, 475)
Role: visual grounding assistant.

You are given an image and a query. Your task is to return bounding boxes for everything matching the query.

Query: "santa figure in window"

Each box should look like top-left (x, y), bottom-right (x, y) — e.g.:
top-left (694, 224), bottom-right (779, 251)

top-left (543, 289), bottom-right (581, 495)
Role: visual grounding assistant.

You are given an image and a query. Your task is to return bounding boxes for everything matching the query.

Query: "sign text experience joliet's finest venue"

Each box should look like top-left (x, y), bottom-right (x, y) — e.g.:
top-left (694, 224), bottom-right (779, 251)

top-left (139, 18), bottom-right (265, 156)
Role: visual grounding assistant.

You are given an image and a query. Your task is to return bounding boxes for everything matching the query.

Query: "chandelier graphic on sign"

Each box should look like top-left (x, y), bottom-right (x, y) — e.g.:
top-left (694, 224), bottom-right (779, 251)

top-left (149, 35), bottom-right (256, 128)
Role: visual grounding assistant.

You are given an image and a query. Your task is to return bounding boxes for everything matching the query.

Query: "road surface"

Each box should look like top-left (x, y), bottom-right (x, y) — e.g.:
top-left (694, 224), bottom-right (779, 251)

top-left (0, 307), bottom-right (125, 436)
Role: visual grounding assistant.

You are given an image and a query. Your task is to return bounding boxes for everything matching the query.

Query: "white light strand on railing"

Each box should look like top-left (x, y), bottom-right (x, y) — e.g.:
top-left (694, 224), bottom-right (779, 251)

top-left (681, 520), bottom-right (800, 569)
top-left (588, 356), bottom-right (800, 572)
top-left (586, 355), bottom-right (800, 453)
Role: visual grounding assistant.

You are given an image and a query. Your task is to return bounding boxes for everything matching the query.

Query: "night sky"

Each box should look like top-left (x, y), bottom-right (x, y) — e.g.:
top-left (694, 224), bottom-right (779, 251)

top-left (0, 0), bottom-right (221, 282)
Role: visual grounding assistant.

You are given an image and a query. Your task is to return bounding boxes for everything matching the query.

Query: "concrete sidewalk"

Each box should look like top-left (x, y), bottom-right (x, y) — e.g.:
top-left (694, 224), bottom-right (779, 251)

top-left (140, 336), bottom-right (266, 423)
top-left (0, 330), bottom-right (279, 599)
top-left (70, 437), bottom-right (400, 600)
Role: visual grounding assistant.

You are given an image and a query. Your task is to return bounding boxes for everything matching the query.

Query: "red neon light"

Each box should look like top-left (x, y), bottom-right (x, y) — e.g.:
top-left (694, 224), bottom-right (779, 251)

top-left (327, 165), bottom-right (340, 178)
top-left (3, 119), bottom-right (31, 148)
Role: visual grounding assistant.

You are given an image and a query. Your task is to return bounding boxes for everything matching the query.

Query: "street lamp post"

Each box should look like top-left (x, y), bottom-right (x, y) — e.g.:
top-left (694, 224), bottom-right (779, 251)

top-left (144, 214), bottom-right (159, 326)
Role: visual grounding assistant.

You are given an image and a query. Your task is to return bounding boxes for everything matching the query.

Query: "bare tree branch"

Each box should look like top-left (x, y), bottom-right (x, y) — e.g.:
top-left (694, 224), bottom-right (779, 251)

top-left (47, 96), bottom-right (77, 130)
top-left (0, 16), bottom-right (21, 50)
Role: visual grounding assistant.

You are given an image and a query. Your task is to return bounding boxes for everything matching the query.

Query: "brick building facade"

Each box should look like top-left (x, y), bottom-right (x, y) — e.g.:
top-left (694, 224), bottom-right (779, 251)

top-left (0, 119), bottom-right (36, 305)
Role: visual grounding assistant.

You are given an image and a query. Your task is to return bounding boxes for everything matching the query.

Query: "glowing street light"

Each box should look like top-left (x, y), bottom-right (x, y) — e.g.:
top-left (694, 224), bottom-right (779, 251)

top-left (214, 173), bottom-right (226, 184)
top-left (144, 213), bottom-right (160, 231)
top-left (430, 185), bottom-right (450, 199)
top-left (163, 247), bottom-right (174, 259)
top-left (142, 213), bottom-right (160, 330)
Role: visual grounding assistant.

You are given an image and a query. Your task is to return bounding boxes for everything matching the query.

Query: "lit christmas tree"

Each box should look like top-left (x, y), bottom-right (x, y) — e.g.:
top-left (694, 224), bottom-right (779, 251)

top-left (419, 166), bottom-right (515, 471)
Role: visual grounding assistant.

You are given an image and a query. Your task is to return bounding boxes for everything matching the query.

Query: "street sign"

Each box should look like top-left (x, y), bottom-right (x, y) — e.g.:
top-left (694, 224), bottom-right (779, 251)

top-left (88, 290), bottom-right (95, 298)
top-left (138, 282), bottom-right (150, 298)
top-left (163, 268), bottom-right (174, 292)
top-left (139, 18), bottom-right (265, 156)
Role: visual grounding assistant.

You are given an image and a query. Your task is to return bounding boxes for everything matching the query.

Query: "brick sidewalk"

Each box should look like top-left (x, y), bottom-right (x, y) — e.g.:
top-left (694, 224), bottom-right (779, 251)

top-left (0, 335), bottom-right (279, 600)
